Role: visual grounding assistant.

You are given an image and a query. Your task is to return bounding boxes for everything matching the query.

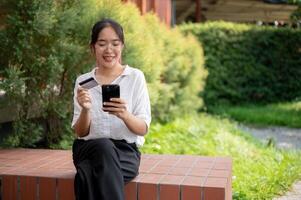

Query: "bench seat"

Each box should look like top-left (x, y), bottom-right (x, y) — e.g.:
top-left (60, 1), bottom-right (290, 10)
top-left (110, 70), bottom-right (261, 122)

top-left (0, 149), bottom-right (232, 200)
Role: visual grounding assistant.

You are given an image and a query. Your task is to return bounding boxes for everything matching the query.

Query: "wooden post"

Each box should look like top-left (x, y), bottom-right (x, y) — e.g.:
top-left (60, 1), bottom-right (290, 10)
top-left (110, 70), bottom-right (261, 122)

top-left (196, 0), bottom-right (201, 22)
top-left (138, 0), bottom-right (147, 15)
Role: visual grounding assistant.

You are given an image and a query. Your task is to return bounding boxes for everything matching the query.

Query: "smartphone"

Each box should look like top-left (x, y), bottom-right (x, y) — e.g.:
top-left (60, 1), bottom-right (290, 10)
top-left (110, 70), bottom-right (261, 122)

top-left (79, 77), bottom-right (98, 89)
top-left (102, 84), bottom-right (120, 108)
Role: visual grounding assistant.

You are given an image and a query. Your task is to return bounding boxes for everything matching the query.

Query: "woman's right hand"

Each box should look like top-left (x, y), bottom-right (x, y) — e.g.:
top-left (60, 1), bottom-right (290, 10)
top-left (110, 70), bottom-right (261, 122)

top-left (77, 87), bottom-right (92, 110)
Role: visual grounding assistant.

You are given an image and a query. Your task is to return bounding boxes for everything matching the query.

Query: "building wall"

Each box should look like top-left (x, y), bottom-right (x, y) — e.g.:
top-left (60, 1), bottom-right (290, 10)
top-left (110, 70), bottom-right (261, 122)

top-left (122, 0), bottom-right (172, 26)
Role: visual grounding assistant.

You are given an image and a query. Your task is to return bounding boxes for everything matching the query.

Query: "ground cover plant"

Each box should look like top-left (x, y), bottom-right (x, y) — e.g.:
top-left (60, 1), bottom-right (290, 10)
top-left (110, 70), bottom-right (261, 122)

top-left (209, 101), bottom-right (301, 128)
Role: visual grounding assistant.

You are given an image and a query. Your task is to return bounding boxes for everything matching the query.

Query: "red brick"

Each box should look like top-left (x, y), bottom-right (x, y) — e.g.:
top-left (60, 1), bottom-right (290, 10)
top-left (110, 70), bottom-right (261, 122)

top-left (2, 175), bottom-right (18, 200)
top-left (125, 181), bottom-right (137, 200)
top-left (214, 157), bottom-right (232, 163)
top-left (160, 184), bottom-right (180, 200)
top-left (159, 159), bottom-right (179, 167)
top-left (182, 176), bottom-right (206, 187)
top-left (203, 177), bottom-right (228, 200)
top-left (181, 185), bottom-right (202, 200)
top-left (204, 177), bottom-right (228, 188)
top-left (39, 177), bottom-right (56, 200)
top-left (58, 178), bottom-right (75, 200)
top-left (144, 154), bottom-right (164, 160)
top-left (138, 164), bottom-right (152, 173)
top-left (195, 161), bottom-right (214, 169)
top-left (140, 159), bottom-right (161, 166)
top-left (214, 162), bottom-right (232, 170)
top-left (149, 166), bottom-right (172, 174)
top-left (138, 183), bottom-right (158, 200)
top-left (204, 187), bottom-right (225, 200)
top-left (208, 169), bottom-right (231, 178)
top-left (159, 175), bottom-right (185, 185)
top-left (169, 167), bottom-right (189, 176)
top-left (138, 173), bottom-right (164, 184)
top-left (197, 156), bottom-right (216, 162)
top-left (20, 176), bottom-right (37, 199)
top-left (189, 168), bottom-right (209, 177)
top-left (175, 160), bottom-right (197, 168)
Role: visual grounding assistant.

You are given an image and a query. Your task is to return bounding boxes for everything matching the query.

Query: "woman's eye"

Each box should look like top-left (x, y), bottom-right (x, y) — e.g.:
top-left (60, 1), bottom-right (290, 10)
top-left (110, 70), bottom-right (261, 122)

top-left (98, 43), bottom-right (106, 47)
top-left (113, 43), bottom-right (120, 46)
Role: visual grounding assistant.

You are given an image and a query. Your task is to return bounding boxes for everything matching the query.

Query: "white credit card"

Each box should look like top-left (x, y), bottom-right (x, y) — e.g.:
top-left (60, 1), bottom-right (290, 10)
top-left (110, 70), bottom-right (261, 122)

top-left (79, 77), bottom-right (98, 89)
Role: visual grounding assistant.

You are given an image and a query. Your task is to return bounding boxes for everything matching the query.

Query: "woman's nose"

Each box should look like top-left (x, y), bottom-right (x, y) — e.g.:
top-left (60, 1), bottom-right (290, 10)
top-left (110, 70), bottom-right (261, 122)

top-left (105, 43), bottom-right (113, 51)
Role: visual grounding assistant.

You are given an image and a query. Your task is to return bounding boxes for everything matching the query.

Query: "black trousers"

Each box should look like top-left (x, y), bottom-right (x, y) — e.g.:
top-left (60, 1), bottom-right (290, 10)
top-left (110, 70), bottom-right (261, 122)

top-left (72, 138), bottom-right (141, 200)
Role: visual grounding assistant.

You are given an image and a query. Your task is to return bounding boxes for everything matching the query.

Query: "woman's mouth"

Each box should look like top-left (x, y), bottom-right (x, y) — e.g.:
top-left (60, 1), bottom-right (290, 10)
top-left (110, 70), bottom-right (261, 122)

top-left (103, 56), bottom-right (115, 62)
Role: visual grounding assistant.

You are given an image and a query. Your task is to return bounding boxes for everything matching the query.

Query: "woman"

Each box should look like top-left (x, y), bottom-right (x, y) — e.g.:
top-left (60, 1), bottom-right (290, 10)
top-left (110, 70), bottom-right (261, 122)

top-left (71, 18), bottom-right (151, 200)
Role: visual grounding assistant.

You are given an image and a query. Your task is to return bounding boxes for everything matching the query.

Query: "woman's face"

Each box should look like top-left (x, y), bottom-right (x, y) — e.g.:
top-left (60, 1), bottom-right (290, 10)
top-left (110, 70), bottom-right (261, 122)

top-left (93, 26), bottom-right (123, 69)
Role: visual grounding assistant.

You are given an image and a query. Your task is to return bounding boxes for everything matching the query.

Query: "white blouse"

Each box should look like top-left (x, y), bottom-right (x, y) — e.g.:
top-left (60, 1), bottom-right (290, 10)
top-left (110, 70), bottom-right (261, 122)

top-left (72, 65), bottom-right (151, 147)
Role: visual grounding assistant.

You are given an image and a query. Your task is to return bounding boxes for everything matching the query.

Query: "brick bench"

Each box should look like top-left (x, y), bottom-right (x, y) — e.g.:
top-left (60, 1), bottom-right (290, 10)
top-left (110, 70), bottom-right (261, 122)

top-left (0, 149), bottom-right (232, 200)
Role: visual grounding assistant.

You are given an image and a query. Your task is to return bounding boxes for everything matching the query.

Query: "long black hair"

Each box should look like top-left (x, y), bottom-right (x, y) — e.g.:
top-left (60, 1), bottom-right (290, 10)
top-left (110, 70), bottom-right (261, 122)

top-left (90, 18), bottom-right (125, 46)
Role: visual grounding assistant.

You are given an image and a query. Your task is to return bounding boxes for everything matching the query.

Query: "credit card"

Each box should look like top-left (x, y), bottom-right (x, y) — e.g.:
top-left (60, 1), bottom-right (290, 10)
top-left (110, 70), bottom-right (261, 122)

top-left (79, 77), bottom-right (98, 89)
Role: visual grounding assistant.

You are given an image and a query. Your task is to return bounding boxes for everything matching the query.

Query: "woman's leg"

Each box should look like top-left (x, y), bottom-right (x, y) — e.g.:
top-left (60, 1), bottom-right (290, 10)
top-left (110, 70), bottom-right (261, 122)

top-left (111, 139), bottom-right (141, 183)
top-left (72, 138), bottom-right (124, 200)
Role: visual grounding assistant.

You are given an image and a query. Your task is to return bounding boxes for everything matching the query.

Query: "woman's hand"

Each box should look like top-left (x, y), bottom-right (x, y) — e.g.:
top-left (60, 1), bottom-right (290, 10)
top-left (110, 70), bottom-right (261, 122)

top-left (77, 87), bottom-right (92, 110)
top-left (103, 98), bottom-right (148, 135)
top-left (102, 98), bottom-right (129, 120)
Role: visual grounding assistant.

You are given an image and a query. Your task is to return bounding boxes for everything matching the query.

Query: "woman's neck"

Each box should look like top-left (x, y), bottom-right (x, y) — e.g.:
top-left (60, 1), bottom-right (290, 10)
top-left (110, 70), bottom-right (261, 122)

top-left (95, 63), bottom-right (125, 85)
top-left (96, 63), bottom-right (124, 77)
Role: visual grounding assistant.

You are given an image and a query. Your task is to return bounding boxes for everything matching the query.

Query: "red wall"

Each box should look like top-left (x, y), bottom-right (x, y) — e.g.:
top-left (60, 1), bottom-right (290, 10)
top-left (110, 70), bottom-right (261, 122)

top-left (122, 0), bottom-right (171, 26)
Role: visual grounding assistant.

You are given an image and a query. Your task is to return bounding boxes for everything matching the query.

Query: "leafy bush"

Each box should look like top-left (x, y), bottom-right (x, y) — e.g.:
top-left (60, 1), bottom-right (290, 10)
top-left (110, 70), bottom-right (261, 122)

top-left (0, 0), bottom-right (206, 147)
top-left (180, 22), bottom-right (301, 105)
top-left (142, 14), bottom-right (207, 121)
top-left (288, 0), bottom-right (301, 5)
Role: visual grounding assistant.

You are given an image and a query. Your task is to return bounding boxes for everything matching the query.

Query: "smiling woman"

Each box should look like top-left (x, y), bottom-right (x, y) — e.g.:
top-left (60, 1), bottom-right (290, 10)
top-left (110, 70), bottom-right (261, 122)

top-left (71, 18), bottom-right (151, 200)
top-left (90, 19), bottom-right (125, 72)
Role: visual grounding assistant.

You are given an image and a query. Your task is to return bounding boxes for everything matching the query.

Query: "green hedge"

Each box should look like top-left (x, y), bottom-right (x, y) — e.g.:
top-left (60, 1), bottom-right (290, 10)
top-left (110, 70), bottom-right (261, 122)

top-left (180, 22), bottom-right (301, 105)
top-left (0, 0), bottom-right (206, 147)
top-left (288, 0), bottom-right (301, 5)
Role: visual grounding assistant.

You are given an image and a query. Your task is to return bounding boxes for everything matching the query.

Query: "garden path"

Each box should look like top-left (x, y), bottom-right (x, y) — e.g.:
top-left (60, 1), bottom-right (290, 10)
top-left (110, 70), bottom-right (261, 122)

top-left (239, 125), bottom-right (301, 149)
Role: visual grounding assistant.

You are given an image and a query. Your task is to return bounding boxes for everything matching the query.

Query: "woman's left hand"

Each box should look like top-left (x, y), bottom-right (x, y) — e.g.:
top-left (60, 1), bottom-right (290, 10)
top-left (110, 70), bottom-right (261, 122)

top-left (102, 98), bottom-right (129, 120)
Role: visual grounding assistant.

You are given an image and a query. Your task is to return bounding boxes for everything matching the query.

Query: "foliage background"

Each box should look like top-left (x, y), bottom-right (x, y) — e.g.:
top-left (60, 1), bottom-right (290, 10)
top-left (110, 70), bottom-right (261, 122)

top-left (0, 0), bottom-right (206, 147)
top-left (180, 22), bottom-right (301, 106)
top-left (1, 1), bottom-right (301, 199)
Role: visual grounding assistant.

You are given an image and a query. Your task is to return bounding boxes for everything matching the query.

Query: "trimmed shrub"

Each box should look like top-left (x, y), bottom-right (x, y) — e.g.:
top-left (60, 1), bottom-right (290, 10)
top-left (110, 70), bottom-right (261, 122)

top-left (0, 0), bottom-right (206, 147)
top-left (180, 22), bottom-right (301, 105)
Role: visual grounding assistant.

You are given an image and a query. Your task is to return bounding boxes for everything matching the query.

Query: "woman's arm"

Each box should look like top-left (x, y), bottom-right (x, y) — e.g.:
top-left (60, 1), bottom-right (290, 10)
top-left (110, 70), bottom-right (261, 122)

top-left (122, 112), bottom-right (148, 136)
top-left (74, 87), bottom-right (92, 137)
top-left (74, 108), bottom-right (91, 137)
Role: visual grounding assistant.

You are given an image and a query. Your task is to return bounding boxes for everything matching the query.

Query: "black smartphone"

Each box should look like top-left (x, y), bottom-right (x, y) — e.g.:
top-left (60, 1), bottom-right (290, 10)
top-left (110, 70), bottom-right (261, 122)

top-left (102, 84), bottom-right (120, 108)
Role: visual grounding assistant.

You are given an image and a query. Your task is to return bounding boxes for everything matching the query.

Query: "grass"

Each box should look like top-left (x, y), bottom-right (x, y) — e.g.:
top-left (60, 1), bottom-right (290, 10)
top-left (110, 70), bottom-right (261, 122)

top-left (141, 114), bottom-right (301, 200)
top-left (208, 101), bottom-right (301, 128)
